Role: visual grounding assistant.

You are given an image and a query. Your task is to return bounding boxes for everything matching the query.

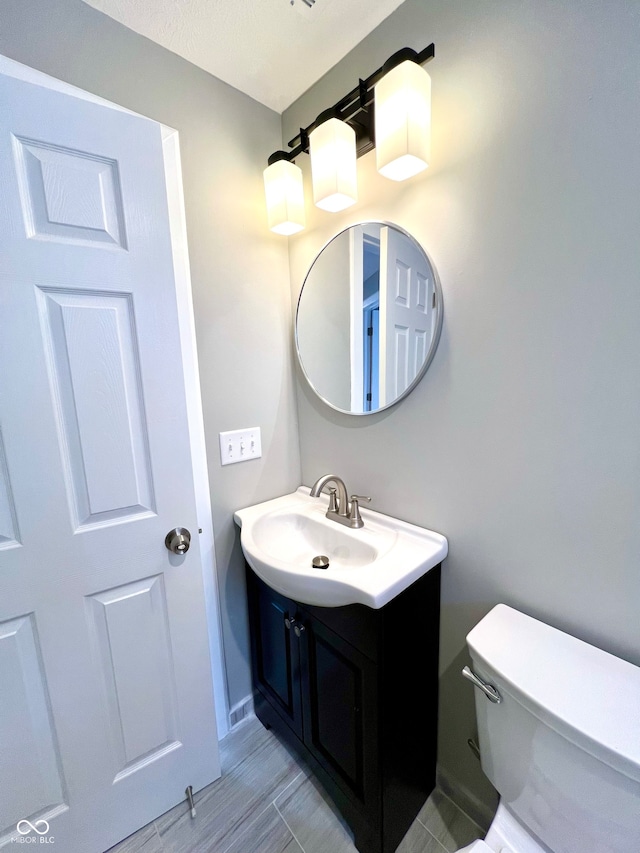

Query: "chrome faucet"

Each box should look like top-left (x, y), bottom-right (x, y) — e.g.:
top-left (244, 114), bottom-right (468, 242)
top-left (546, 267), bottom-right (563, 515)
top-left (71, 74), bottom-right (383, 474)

top-left (309, 474), bottom-right (371, 529)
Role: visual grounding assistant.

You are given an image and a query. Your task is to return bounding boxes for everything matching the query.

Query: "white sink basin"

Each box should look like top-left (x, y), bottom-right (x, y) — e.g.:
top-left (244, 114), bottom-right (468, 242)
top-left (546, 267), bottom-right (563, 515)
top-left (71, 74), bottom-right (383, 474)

top-left (234, 487), bottom-right (448, 609)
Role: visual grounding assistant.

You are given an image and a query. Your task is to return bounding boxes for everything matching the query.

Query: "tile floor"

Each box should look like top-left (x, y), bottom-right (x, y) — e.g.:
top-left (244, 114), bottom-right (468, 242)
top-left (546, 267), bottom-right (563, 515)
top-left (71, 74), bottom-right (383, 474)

top-left (108, 716), bottom-right (484, 853)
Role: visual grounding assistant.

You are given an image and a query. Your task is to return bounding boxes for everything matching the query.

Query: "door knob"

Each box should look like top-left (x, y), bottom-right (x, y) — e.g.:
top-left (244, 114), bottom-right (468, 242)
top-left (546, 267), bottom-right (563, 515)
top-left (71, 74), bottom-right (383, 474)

top-left (165, 527), bottom-right (191, 555)
top-left (293, 624), bottom-right (306, 638)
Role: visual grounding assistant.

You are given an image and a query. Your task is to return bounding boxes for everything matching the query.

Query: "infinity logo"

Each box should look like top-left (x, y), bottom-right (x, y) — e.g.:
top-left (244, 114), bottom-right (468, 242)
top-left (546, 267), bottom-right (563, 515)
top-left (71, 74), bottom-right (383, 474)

top-left (17, 820), bottom-right (50, 836)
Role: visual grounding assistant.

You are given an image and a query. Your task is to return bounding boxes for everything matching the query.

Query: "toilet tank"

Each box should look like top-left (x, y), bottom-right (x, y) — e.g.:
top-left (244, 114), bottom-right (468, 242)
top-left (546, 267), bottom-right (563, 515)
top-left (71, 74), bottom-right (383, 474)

top-left (466, 605), bottom-right (640, 853)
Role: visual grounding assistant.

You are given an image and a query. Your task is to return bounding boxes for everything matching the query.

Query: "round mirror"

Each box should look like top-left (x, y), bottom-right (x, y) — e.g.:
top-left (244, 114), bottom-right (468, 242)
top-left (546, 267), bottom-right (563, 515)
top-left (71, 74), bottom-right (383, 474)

top-left (295, 222), bottom-right (443, 415)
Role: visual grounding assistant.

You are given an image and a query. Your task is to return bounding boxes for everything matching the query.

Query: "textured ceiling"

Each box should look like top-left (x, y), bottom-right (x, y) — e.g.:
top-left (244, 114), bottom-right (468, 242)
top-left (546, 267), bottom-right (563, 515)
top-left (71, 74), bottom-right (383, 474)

top-left (81, 0), bottom-right (407, 113)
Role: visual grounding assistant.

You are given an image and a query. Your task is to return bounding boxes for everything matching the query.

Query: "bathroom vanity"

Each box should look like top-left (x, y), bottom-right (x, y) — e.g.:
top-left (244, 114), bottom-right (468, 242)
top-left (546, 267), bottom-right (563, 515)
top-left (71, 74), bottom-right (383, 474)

top-left (245, 564), bottom-right (441, 853)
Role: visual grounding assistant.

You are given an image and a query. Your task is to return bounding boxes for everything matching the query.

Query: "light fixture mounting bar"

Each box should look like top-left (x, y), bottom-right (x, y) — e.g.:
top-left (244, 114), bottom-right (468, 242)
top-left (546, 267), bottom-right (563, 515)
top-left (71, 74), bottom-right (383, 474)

top-left (283, 44), bottom-right (435, 160)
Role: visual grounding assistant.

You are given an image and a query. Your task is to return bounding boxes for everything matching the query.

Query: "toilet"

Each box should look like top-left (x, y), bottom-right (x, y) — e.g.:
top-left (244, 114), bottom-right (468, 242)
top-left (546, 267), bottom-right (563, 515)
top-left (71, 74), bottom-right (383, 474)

top-left (457, 604), bottom-right (640, 853)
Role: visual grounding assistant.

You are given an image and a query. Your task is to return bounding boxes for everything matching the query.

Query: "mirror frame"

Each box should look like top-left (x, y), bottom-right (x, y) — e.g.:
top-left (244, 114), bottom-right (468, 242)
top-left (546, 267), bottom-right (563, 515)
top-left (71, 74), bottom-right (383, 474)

top-left (294, 221), bottom-right (444, 416)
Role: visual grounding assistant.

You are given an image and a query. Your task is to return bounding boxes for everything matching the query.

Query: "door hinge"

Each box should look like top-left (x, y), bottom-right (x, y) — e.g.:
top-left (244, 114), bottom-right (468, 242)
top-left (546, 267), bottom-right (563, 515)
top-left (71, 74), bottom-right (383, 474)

top-left (185, 785), bottom-right (196, 818)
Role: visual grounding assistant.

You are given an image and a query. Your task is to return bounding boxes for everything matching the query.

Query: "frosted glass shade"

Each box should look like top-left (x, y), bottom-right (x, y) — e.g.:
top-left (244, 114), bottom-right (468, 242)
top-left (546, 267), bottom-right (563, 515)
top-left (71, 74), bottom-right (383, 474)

top-left (263, 158), bottom-right (305, 235)
top-left (375, 60), bottom-right (431, 181)
top-left (309, 118), bottom-right (357, 212)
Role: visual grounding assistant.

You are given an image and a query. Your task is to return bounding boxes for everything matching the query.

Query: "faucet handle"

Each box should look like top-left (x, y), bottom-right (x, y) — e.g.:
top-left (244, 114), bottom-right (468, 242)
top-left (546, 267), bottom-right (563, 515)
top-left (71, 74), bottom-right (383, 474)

top-left (327, 487), bottom-right (339, 514)
top-left (348, 495), bottom-right (371, 528)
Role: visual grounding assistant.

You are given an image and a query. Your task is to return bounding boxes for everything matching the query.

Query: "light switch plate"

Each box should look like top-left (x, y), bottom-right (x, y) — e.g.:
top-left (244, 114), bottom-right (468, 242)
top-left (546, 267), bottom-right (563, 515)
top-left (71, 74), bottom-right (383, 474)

top-left (219, 427), bottom-right (262, 465)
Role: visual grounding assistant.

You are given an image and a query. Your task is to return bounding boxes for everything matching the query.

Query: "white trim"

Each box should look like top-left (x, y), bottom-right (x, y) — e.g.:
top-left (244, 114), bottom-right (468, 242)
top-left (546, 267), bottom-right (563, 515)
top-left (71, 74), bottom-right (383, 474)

top-left (228, 694), bottom-right (255, 730)
top-left (0, 51), bottom-right (229, 736)
top-left (436, 765), bottom-right (494, 833)
top-left (162, 130), bottom-right (230, 738)
top-left (349, 226), bottom-right (364, 412)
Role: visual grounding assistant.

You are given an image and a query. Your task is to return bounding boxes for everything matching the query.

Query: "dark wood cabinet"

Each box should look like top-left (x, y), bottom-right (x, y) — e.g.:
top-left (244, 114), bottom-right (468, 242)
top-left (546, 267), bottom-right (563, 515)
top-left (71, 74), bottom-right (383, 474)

top-left (250, 576), bottom-right (303, 737)
top-left (246, 562), bottom-right (441, 853)
top-left (299, 606), bottom-right (380, 816)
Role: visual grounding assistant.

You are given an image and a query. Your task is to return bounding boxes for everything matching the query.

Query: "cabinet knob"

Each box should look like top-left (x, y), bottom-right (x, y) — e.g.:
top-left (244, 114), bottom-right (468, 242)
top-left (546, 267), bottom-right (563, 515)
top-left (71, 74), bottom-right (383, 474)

top-left (284, 615), bottom-right (306, 637)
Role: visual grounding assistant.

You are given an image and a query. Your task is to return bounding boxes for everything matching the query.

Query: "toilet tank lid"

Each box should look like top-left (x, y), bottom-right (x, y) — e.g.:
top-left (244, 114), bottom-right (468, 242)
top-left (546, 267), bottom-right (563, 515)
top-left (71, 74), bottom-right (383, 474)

top-left (466, 604), bottom-right (640, 783)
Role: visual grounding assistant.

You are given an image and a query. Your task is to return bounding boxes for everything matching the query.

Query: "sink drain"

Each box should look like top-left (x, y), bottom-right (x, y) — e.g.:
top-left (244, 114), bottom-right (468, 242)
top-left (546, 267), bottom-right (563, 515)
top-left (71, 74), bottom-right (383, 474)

top-left (311, 555), bottom-right (329, 570)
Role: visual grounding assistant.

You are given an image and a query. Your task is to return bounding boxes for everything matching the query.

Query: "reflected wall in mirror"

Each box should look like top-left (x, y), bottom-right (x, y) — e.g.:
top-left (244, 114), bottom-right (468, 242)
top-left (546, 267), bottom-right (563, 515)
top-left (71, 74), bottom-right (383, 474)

top-left (295, 222), bottom-right (443, 415)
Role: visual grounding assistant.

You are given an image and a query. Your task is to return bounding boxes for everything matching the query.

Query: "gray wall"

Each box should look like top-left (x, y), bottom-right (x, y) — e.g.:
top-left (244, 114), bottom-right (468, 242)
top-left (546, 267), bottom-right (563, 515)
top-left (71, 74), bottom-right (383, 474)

top-left (0, 0), bottom-right (301, 712)
top-left (284, 0), bottom-right (640, 819)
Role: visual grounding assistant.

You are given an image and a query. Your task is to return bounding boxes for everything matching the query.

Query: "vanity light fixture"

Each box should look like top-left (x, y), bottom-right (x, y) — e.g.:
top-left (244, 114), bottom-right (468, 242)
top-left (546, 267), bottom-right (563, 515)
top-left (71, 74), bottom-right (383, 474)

top-left (264, 44), bottom-right (434, 234)
top-left (309, 110), bottom-right (358, 212)
top-left (375, 52), bottom-right (431, 181)
top-left (263, 151), bottom-right (305, 235)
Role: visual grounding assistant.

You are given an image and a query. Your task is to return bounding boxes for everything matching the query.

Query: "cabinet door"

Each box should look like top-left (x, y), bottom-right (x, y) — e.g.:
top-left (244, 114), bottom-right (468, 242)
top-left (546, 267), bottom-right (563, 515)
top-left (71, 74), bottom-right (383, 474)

top-left (247, 570), bottom-right (303, 738)
top-left (299, 612), bottom-right (380, 815)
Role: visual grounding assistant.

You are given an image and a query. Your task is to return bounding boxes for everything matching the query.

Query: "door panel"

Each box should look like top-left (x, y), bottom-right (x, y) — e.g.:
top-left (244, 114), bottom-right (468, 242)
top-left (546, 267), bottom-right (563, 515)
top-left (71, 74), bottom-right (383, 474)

top-left (300, 614), bottom-right (379, 812)
top-left (250, 575), bottom-right (302, 737)
top-left (37, 287), bottom-right (155, 528)
top-left (0, 614), bottom-right (66, 834)
top-left (0, 69), bottom-right (219, 851)
top-left (13, 135), bottom-right (127, 248)
top-left (309, 632), bottom-right (361, 785)
top-left (379, 226), bottom-right (434, 405)
top-left (0, 430), bottom-right (19, 548)
top-left (87, 576), bottom-right (180, 780)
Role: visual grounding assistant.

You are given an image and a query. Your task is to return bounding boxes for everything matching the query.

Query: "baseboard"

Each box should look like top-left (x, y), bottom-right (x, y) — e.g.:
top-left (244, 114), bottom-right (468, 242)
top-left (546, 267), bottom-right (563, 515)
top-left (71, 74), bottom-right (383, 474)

top-left (228, 694), bottom-right (254, 729)
top-left (436, 765), bottom-right (495, 832)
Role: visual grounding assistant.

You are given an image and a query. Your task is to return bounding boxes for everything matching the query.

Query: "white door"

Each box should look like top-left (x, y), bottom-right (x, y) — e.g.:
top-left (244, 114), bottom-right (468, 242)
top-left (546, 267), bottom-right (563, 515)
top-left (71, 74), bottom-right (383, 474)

top-left (379, 225), bottom-right (435, 406)
top-left (349, 223), bottom-right (381, 413)
top-left (0, 70), bottom-right (220, 852)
